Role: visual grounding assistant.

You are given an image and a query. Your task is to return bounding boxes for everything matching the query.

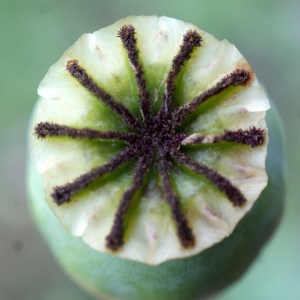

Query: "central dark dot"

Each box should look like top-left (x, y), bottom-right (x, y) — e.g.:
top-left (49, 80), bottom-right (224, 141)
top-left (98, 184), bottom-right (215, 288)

top-left (134, 115), bottom-right (185, 159)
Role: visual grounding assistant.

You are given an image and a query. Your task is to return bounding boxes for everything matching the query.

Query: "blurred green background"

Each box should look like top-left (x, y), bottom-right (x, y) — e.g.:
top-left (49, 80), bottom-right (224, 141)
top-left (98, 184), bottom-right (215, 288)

top-left (0, 0), bottom-right (299, 299)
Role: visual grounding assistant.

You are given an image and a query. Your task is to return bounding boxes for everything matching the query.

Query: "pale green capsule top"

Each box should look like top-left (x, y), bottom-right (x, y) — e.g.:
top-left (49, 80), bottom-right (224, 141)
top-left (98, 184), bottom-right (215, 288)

top-left (30, 16), bottom-right (269, 265)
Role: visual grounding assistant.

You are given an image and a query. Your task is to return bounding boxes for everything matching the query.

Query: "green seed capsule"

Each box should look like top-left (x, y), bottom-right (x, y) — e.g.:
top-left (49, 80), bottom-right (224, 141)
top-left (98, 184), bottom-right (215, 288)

top-left (27, 16), bottom-right (285, 300)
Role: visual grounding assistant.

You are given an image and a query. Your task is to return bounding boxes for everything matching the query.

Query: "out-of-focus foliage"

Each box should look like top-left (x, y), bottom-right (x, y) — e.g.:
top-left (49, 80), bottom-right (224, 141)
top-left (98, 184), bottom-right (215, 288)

top-left (0, 0), bottom-right (299, 299)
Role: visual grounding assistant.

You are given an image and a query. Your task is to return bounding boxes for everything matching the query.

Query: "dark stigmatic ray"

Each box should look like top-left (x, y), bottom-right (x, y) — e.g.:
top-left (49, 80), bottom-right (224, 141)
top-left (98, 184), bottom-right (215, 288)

top-left (36, 24), bottom-right (265, 251)
top-left (183, 127), bottom-right (265, 148)
top-left (160, 30), bottom-right (202, 117)
top-left (118, 25), bottom-right (152, 124)
top-left (51, 148), bottom-right (137, 205)
top-left (159, 155), bottom-right (195, 247)
top-left (35, 122), bottom-right (140, 143)
top-left (106, 152), bottom-right (153, 250)
top-left (173, 150), bottom-right (246, 206)
top-left (173, 69), bottom-right (249, 128)
top-left (213, 127), bottom-right (265, 148)
top-left (66, 59), bottom-right (142, 131)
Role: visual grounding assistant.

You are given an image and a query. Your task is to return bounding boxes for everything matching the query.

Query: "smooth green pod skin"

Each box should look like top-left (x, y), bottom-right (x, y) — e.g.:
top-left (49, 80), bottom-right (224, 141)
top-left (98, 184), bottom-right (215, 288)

top-left (27, 104), bottom-right (284, 300)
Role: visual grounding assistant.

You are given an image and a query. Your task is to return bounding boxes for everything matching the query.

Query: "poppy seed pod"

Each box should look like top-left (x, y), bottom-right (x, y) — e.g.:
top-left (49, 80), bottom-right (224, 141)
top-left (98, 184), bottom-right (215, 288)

top-left (27, 16), bottom-right (285, 300)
